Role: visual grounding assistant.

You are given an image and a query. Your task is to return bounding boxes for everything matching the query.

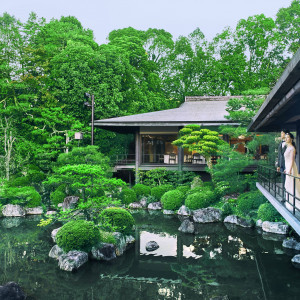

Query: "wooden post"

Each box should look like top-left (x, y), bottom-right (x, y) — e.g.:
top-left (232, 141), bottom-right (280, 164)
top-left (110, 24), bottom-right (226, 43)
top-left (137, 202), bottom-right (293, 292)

top-left (178, 146), bottom-right (183, 172)
top-left (135, 130), bottom-right (140, 184)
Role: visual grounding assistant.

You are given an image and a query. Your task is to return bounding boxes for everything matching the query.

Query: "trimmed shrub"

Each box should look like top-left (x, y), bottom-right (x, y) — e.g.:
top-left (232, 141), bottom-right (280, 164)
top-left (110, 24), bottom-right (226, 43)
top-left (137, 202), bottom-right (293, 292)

top-left (257, 203), bottom-right (282, 222)
top-left (100, 207), bottom-right (135, 234)
top-left (176, 185), bottom-right (190, 196)
top-left (7, 177), bottom-right (30, 188)
top-left (151, 184), bottom-right (173, 200)
top-left (186, 186), bottom-right (212, 197)
top-left (99, 230), bottom-right (116, 245)
top-left (56, 220), bottom-right (100, 252)
top-left (161, 190), bottom-right (185, 210)
top-left (237, 191), bottom-right (266, 215)
top-left (120, 188), bottom-right (137, 205)
top-left (50, 189), bottom-right (66, 206)
top-left (185, 190), bottom-right (216, 210)
top-left (222, 202), bottom-right (234, 217)
top-left (25, 189), bottom-right (42, 208)
top-left (132, 184), bottom-right (151, 198)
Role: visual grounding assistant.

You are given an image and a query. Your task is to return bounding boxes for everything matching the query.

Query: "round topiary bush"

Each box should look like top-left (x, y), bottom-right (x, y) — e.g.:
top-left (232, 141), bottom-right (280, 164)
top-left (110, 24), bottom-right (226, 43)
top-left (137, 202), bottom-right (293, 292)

top-left (257, 203), bottom-right (282, 222)
top-left (132, 184), bottom-right (151, 198)
top-left (50, 189), bottom-right (66, 206)
top-left (185, 190), bottom-right (216, 210)
top-left (25, 189), bottom-right (42, 208)
top-left (56, 220), bottom-right (100, 252)
top-left (120, 188), bottom-right (137, 205)
top-left (237, 191), bottom-right (266, 215)
top-left (100, 207), bottom-right (135, 234)
top-left (161, 190), bottom-right (185, 210)
top-left (185, 186), bottom-right (212, 197)
top-left (151, 184), bottom-right (173, 200)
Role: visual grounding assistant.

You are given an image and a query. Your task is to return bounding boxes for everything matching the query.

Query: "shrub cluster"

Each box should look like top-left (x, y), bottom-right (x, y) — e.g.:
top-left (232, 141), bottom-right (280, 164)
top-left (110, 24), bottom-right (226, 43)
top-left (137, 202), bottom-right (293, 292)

top-left (120, 188), bottom-right (137, 205)
top-left (132, 184), bottom-right (151, 198)
top-left (50, 189), bottom-right (66, 206)
top-left (56, 220), bottom-right (101, 252)
top-left (237, 191), bottom-right (266, 215)
top-left (257, 203), bottom-right (283, 222)
top-left (151, 184), bottom-right (173, 200)
top-left (176, 185), bottom-right (190, 196)
top-left (185, 190), bottom-right (216, 210)
top-left (161, 190), bottom-right (185, 210)
top-left (100, 207), bottom-right (135, 234)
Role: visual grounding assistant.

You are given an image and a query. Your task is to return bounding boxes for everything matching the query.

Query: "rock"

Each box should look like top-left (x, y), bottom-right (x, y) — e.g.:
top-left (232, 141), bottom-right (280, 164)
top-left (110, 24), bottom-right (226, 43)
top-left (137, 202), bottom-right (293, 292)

top-left (262, 221), bottom-right (289, 235)
top-left (210, 296), bottom-right (230, 300)
top-left (25, 206), bottom-right (43, 215)
top-left (224, 215), bottom-right (254, 228)
top-left (163, 209), bottom-right (174, 215)
top-left (291, 254), bottom-right (300, 269)
top-left (1, 217), bottom-right (24, 228)
top-left (62, 196), bottom-right (79, 211)
top-left (140, 197), bottom-right (147, 208)
top-left (0, 282), bottom-right (26, 300)
top-left (58, 250), bottom-right (88, 272)
top-left (90, 243), bottom-right (116, 261)
top-left (57, 203), bottom-right (63, 208)
top-left (146, 241), bottom-right (159, 251)
top-left (49, 245), bottom-right (64, 259)
top-left (262, 232), bottom-right (286, 242)
top-left (129, 202), bottom-right (143, 209)
top-left (193, 207), bottom-right (222, 223)
top-left (177, 205), bottom-right (191, 216)
top-left (256, 219), bottom-right (263, 227)
top-left (283, 238), bottom-right (300, 250)
top-left (113, 232), bottom-right (135, 256)
top-left (148, 202), bottom-right (162, 210)
top-left (46, 210), bottom-right (57, 216)
top-left (2, 205), bottom-right (25, 217)
top-left (51, 227), bottom-right (62, 243)
top-left (178, 219), bottom-right (195, 233)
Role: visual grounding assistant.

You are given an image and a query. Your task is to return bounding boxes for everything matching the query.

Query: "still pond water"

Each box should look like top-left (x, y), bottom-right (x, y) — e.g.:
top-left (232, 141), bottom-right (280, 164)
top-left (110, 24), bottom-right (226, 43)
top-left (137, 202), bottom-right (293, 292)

top-left (0, 211), bottom-right (300, 300)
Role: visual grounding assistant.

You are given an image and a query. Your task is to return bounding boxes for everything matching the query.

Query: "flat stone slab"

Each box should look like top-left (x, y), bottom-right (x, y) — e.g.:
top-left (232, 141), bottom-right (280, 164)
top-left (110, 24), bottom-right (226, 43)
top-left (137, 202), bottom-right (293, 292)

top-left (58, 250), bottom-right (88, 272)
top-left (25, 207), bottom-right (43, 215)
top-left (148, 202), bottom-right (162, 210)
top-left (163, 209), bottom-right (174, 215)
top-left (2, 205), bottom-right (25, 217)
top-left (193, 207), bottom-right (222, 223)
top-left (129, 202), bottom-right (143, 209)
top-left (262, 221), bottom-right (289, 235)
top-left (46, 211), bottom-right (57, 216)
top-left (224, 215), bottom-right (254, 228)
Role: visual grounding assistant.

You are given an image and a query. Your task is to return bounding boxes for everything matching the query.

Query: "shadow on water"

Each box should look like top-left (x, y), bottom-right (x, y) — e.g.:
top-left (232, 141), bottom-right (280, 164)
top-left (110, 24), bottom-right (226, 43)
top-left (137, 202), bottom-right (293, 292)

top-left (0, 211), bottom-right (300, 299)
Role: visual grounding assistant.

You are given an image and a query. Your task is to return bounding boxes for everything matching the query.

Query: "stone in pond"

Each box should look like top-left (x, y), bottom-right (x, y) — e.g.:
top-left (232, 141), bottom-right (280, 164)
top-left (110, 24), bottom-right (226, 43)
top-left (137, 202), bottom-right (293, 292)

top-left (291, 254), bottom-right (300, 269)
top-left (262, 221), bottom-right (289, 235)
top-left (2, 205), bottom-right (25, 217)
top-left (178, 219), bottom-right (195, 234)
top-left (0, 282), bottom-right (26, 300)
top-left (146, 241), bottom-right (159, 251)
top-left (90, 243), bottom-right (116, 261)
top-left (283, 238), bottom-right (300, 250)
top-left (58, 250), bottom-right (88, 272)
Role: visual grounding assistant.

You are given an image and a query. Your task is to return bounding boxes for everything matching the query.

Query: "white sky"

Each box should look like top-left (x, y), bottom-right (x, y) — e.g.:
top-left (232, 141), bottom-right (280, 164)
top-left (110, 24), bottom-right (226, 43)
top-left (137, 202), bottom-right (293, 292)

top-left (1, 0), bottom-right (292, 44)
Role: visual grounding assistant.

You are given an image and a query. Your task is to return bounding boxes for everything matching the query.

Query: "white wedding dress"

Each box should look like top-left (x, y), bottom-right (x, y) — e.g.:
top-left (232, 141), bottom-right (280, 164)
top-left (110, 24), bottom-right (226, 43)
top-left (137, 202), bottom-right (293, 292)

top-left (284, 146), bottom-right (300, 210)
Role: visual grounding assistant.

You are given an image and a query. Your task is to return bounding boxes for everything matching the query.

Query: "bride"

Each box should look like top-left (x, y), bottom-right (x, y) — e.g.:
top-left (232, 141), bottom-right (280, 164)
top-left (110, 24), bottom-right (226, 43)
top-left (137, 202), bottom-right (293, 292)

top-left (284, 132), bottom-right (300, 210)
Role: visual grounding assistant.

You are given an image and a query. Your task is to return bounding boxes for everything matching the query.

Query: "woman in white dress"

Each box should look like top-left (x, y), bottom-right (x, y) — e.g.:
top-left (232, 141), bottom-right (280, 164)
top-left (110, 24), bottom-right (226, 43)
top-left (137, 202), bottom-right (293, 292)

top-left (284, 133), bottom-right (300, 210)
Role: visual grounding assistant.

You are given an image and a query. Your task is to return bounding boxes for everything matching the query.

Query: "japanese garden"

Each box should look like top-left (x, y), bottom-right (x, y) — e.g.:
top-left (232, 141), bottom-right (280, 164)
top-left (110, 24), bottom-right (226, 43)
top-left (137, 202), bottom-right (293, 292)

top-left (0, 1), bottom-right (300, 299)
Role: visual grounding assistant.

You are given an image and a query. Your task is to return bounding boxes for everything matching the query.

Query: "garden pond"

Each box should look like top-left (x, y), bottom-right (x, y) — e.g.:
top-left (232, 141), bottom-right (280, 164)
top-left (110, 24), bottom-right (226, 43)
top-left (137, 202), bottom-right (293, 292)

top-left (0, 211), bottom-right (300, 300)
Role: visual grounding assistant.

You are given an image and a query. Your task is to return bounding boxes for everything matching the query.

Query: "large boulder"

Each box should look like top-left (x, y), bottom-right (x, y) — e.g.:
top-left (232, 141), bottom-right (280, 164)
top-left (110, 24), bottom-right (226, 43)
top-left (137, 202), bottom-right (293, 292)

top-left (90, 243), bottom-right (116, 261)
top-left (256, 219), bottom-right (263, 228)
top-left (62, 196), bottom-right (79, 211)
top-left (51, 227), bottom-right (62, 243)
top-left (140, 197), bottom-right (147, 208)
top-left (178, 219), bottom-right (195, 234)
top-left (282, 238), bottom-right (300, 250)
top-left (58, 250), bottom-right (88, 272)
top-left (177, 205), bottom-right (191, 216)
top-left (193, 207), bottom-right (222, 223)
top-left (262, 221), bottom-right (289, 235)
top-left (145, 241), bottom-right (159, 251)
top-left (129, 202), bottom-right (143, 209)
top-left (148, 202), bottom-right (162, 210)
top-left (0, 282), bottom-right (26, 300)
top-left (113, 232), bottom-right (135, 256)
top-left (291, 254), bottom-right (300, 269)
top-left (25, 206), bottom-right (43, 215)
top-left (49, 245), bottom-right (65, 259)
top-left (2, 205), bottom-right (25, 217)
top-left (224, 215), bottom-right (254, 228)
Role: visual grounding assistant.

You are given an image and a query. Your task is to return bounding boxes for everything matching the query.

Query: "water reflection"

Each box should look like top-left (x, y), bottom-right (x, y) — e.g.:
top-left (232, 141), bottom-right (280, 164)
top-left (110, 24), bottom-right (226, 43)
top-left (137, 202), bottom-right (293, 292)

top-left (0, 211), bottom-right (300, 300)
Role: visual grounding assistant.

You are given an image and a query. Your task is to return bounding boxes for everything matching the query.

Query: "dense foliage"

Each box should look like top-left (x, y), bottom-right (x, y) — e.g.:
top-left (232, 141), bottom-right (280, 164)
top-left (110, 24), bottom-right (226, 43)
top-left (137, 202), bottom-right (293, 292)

top-left (151, 184), bottom-right (173, 200)
top-left (56, 220), bottom-right (101, 252)
top-left (161, 190), bottom-right (185, 210)
top-left (257, 202), bottom-right (283, 222)
top-left (185, 190), bottom-right (216, 210)
top-left (236, 191), bottom-right (266, 214)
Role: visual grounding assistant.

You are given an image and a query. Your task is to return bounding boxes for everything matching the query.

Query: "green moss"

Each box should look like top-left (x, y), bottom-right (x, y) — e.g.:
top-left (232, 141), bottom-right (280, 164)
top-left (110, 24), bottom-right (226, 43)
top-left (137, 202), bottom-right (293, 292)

top-left (185, 191), bottom-right (216, 210)
top-left (56, 220), bottom-right (101, 252)
top-left (132, 184), bottom-right (151, 198)
top-left (120, 188), bottom-right (137, 205)
top-left (151, 184), bottom-right (173, 200)
top-left (161, 190), bottom-right (185, 210)
top-left (100, 207), bottom-right (135, 234)
top-left (257, 202), bottom-right (283, 222)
